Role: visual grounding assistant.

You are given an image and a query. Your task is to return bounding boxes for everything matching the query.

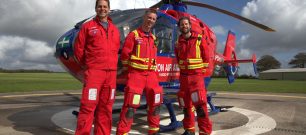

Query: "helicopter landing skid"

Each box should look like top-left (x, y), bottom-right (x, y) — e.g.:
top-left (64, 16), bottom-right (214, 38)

top-left (159, 92), bottom-right (221, 132)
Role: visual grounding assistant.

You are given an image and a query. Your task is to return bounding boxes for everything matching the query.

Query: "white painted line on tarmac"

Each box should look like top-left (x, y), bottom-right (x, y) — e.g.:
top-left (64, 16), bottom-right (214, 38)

top-left (52, 106), bottom-right (277, 135)
top-left (212, 107), bottom-right (277, 135)
top-left (218, 92), bottom-right (306, 99)
top-left (3, 92), bottom-right (305, 99)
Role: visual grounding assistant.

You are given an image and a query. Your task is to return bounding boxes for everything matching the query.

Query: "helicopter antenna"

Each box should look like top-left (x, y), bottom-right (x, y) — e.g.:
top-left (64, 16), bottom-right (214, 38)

top-left (143, 1), bottom-right (147, 8)
top-left (134, 0), bottom-right (136, 9)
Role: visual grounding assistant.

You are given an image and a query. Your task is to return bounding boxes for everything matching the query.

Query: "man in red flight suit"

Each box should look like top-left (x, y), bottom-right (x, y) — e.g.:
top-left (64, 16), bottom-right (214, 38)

top-left (175, 17), bottom-right (212, 135)
top-left (73, 0), bottom-right (120, 134)
top-left (116, 9), bottom-right (163, 135)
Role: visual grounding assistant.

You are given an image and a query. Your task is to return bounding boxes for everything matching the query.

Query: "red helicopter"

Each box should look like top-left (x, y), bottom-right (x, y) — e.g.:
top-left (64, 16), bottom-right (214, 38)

top-left (54, 0), bottom-right (274, 132)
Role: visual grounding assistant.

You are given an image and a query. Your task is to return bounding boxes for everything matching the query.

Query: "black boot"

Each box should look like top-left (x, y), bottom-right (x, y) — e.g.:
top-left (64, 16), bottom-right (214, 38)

top-left (149, 132), bottom-right (160, 135)
top-left (181, 130), bottom-right (195, 135)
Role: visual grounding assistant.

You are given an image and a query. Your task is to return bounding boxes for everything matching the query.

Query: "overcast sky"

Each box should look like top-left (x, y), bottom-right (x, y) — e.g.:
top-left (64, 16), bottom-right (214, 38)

top-left (0, 0), bottom-right (306, 75)
top-left (239, 0), bottom-right (306, 74)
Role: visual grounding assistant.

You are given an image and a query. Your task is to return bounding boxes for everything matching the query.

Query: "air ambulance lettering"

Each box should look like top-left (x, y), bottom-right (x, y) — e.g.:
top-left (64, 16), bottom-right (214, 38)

top-left (173, 64), bottom-right (180, 71)
top-left (165, 64), bottom-right (172, 71)
top-left (157, 64), bottom-right (164, 72)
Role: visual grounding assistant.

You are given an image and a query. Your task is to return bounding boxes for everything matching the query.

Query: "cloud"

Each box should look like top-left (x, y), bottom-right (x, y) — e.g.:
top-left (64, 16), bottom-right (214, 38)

top-left (0, 0), bottom-right (159, 71)
top-left (211, 25), bottom-right (227, 36)
top-left (240, 0), bottom-right (306, 63)
top-left (0, 36), bottom-right (61, 71)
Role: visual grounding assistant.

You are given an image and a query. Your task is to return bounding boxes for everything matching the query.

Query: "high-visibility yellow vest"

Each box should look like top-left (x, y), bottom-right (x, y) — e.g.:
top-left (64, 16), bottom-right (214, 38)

top-left (178, 34), bottom-right (209, 70)
top-left (127, 30), bottom-right (156, 70)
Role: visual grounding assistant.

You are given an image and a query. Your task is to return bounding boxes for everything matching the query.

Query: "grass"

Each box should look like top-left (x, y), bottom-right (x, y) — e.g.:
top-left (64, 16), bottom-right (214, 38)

top-left (0, 73), bottom-right (82, 93)
top-left (208, 78), bottom-right (306, 93)
top-left (0, 73), bottom-right (305, 93)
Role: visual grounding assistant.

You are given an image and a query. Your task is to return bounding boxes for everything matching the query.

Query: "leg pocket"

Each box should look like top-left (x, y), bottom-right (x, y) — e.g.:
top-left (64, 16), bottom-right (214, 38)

top-left (100, 85), bottom-right (116, 104)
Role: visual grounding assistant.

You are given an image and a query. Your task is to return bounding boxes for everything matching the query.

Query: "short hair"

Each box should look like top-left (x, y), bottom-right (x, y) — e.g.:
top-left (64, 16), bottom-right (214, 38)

top-left (95, 0), bottom-right (110, 8)
top-left (177, 16), bottom-right (191, 26)
top-left (144, 8), bottom-right (157, 16)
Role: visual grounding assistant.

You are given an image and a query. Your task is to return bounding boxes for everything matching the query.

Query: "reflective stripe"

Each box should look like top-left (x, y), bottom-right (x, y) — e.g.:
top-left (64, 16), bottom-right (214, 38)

top-left (179, 59), bottom-right (203, 64)
top-left (137, 44), bottom-right (140, 57)
top-left (192, 106), bottom-right (196, 112)
top-left (129, 62), bottom-right (156, 70)
top-left (152, 34), bottom-right (156, 40)
top-left (186, 127), bottom-right (195, 130)
top-left (131, 55), bottom-right (149, 62)
top-left (150, 65), bottom-right (157, 70)
top-left (203, 62), bottom-right (209, 67)
top-left (179, 65), bottom-right (186, 69)
top-left (129, 55), bottom-right (156, 70)
top-left (179, 60), bottom-right (184, 64)
top-left (188, 58), bottom-right (203, 63)
top-left (149, 127), bottom-right (159, 131)
top-left (133, 30), bottom-right (139, 37)
top-left (178, 34), bottom-right (209, 70)
top-left (188, 63), bottom-right (205, 69)
top-left (199, 130), bottom-right (210, 135)
top-left (179, 63), bottom-right (209, 70)
top-left (132, 30), bottom-right (141, 57)
top-left (196, 34), bottom-right (202, 59)
top-left (129, 62), bottom-right (149, 70)
top-left (130, 55), bottom-right (155, 63)
top-left (185, 127), bottom-right (196, 132)
top-left (122, 60), bottom-right (128, 65)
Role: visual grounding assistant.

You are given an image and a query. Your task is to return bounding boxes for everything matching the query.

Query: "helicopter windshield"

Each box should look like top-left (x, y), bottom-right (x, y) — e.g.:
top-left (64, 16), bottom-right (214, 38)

top-left (153, 13), bottom-right (177, 55)
top-left (109, 9), bottom-right (145, 48)
top-left (110, 9), bottom-right (178, 56)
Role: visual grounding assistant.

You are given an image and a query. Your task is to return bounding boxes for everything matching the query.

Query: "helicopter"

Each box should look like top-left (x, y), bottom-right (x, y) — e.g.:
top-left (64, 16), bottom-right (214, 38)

top-left (54, 0), bottom-right (274, 132)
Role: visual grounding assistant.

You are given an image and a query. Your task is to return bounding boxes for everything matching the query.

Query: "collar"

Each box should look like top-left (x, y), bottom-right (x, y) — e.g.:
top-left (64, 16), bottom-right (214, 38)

top-left (179, 31), bottom-right (198, 41)
top-left (94, 16), bottom-right (113, 24)
top-left (136, 27), bottom-right (154, 38)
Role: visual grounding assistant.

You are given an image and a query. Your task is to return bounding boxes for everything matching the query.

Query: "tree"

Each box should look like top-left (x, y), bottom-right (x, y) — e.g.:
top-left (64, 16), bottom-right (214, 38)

top-left (256, 55), bottom-right (281, 72)
top-left (289, 52), bottom-right (306, 68)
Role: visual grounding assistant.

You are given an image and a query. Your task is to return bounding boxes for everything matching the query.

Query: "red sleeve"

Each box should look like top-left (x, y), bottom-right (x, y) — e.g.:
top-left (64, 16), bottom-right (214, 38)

top-left (200, 37), bottom-right (210, 65)
top-left (120, 32), bottom-right (135, 67)
top-left (74, 26), bottom-right (86, 65)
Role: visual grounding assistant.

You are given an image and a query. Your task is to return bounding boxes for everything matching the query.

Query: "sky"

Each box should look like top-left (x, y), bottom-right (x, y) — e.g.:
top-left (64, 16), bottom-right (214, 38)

top-left (0, 0), bottom-right (306, 75)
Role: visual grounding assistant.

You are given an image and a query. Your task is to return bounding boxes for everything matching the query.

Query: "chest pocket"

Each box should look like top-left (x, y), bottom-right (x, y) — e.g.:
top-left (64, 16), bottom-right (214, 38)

top-left (87, 28), bottom-right (102, 45)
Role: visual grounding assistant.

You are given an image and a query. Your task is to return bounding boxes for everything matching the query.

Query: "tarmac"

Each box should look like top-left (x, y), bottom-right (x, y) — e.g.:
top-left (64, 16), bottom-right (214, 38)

top-left (1, 90), bottom-right (306, 135)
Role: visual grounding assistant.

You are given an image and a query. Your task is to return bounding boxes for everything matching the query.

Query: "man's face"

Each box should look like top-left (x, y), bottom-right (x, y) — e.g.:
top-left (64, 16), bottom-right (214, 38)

top-left (143, 12), bottom-right (157, 29)
top-left (95, 0), bottom-right (109, 19)
top-left (179, 19), bottom-right (191, 34)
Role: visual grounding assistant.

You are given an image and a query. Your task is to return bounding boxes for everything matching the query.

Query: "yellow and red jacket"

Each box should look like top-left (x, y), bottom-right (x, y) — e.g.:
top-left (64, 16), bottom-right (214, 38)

top-left (121, 27), bottom-right (158, 71)
top-left (175, 32), bottom-right (209, 74)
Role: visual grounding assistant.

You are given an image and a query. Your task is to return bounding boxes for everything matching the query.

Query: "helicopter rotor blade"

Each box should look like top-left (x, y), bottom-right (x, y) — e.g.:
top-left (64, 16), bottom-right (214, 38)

top-left (183, 1), bottom-right (275, 32)
top-left (150, 1), bottom-right (164, 9)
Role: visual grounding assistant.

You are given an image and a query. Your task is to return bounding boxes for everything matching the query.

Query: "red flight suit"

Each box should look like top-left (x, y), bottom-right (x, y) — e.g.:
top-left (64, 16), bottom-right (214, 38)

top-left (175, 32), bottom-right (212, 135)
top-left (116, 28), bottom-right (163, 135)
top-left (74, 16), bottom-right (120, 135)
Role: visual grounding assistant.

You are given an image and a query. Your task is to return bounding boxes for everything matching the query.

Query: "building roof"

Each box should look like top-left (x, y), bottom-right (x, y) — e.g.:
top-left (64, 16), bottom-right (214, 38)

top-left (261, 68), bottom-right (306, 73)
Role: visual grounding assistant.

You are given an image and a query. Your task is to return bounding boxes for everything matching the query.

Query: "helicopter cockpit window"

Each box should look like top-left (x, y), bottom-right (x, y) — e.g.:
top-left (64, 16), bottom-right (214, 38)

top-left (153, 15), bottom-right (176, 54)
top-left (111, 9), bottom-right (145, 49)
top-left (117, 17), bottom-right (143, 49)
